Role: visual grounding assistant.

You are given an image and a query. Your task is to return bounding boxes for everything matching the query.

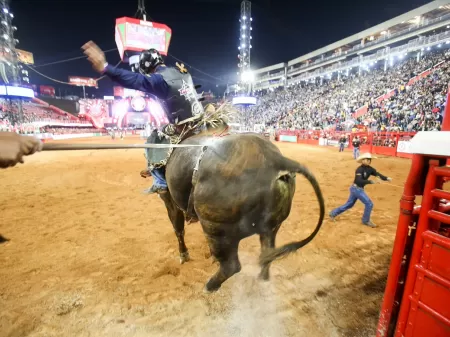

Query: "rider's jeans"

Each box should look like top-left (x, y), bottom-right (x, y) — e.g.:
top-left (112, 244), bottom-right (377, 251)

top-left (151, 167), bottom-right (168, 189)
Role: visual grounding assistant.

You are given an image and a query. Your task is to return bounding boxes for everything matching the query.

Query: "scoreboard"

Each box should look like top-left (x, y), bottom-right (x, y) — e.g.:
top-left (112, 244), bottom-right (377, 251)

top-left (115, 17), bottom-right (172, 61)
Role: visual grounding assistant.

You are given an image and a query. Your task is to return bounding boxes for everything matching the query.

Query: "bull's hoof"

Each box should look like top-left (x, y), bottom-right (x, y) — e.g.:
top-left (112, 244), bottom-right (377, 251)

top-left (204, 279), bottom-right (221, 293)
top-left (203, 284), bottom-right (220, 294)
top-left (258, 272), bottom-right (270, 281)
top-left (180, 252), bottom-right (190, 264)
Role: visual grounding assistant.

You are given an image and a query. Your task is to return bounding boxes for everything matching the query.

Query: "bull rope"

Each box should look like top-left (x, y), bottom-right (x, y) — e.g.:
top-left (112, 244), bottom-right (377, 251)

top-left (42, 143), bottom-right (206, 151)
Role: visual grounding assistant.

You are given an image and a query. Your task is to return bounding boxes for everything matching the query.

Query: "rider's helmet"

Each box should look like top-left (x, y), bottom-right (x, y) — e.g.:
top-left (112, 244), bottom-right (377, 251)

top-left (138, 48), bottom-right (164, 75)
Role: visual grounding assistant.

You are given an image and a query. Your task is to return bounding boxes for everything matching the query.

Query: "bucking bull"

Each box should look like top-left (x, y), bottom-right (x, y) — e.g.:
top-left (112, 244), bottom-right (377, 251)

top-left (154, 117), bottom-right (325, 293)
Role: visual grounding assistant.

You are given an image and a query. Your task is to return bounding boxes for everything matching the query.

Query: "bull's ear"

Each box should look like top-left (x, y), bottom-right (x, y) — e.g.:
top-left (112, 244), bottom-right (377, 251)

top-left (195, 84), bottom-right (202, 90)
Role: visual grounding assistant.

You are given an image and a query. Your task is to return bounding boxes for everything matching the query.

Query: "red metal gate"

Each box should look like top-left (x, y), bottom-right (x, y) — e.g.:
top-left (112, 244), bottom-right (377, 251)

top-left (376, 89), bottom-right (450, 337)
top-left (395, 164), bottom-right (450, 336)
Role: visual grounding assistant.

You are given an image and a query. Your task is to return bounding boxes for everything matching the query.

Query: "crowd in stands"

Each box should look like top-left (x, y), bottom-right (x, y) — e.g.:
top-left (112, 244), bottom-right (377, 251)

top-left (0, 101), bottom-right (73, 124)
top-left (0, 100), bottom-right (94, 134)
top-left (41, 127), bottom-right (101, 135)
top-left (249, 47), bottom-right (449, 132)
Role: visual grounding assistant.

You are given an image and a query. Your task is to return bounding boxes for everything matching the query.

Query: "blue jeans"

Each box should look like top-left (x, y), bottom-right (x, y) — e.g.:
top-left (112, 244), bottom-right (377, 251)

top-left (339, 143), bottom-right (345, 152)
top-left (330, 185), bottom-right (373, 223)
top-left (151, 167), bottom-right (168, 189)
top-left (353, 147), bottom-right (360, 159)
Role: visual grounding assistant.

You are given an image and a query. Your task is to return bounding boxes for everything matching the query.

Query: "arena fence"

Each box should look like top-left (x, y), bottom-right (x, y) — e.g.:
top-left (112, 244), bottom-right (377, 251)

top-left (276, 130), bottom-right (417, 159)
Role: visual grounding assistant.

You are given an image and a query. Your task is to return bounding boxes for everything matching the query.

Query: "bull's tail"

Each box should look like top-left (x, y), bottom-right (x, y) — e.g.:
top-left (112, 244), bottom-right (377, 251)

top-left (259, 156), bottom-right (325, 267)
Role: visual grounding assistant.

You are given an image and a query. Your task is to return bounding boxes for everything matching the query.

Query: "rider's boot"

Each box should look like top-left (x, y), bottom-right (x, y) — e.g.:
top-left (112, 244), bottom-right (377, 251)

top-left (140, 167), bottom-right (168, 195)
top-left (143, 184), bottom-right (168, 195)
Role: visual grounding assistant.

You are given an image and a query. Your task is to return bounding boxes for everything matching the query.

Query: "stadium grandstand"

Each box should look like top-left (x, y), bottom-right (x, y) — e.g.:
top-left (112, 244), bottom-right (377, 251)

top-left (0, 0), bottom-right (99, 139)
top-left (248, 0), bottom-right (450, 136)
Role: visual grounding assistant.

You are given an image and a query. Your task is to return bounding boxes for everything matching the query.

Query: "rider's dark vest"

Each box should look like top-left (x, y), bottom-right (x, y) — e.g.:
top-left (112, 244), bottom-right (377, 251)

top-left (155, 66), bottom-right (204, 125)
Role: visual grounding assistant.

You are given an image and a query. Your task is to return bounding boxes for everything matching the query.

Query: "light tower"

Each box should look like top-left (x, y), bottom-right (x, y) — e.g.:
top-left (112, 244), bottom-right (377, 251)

top-left (0, 0), bottom-right (19, 85)
top-left (238, 0), bottom-right (253, 93)
top-left (0, 0), bottom-right (25, 124)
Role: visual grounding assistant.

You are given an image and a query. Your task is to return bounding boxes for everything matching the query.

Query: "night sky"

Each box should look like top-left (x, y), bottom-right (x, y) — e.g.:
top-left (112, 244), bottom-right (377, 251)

top-left (11, 0), bottom-right (431, 97)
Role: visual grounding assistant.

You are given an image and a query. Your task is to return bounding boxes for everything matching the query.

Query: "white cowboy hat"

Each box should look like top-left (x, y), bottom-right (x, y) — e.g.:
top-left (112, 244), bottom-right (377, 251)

top-left (356, 153), bottom-right (377, 163)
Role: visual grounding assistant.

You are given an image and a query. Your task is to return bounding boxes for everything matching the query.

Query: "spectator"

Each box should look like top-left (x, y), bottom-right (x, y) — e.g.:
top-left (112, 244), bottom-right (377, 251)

top-left (339, 135), bottom-right (346, 152)
top-left (352, 136), bottom-right (361, 159)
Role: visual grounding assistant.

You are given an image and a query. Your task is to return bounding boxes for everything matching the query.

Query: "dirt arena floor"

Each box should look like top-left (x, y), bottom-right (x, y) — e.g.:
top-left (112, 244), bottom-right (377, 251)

top-left (0, 135), bottom-right (414, 337)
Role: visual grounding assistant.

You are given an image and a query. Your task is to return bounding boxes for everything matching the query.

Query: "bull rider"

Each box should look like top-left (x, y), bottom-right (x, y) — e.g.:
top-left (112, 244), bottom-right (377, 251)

top-left (82, 41), bottom-right (204, 195)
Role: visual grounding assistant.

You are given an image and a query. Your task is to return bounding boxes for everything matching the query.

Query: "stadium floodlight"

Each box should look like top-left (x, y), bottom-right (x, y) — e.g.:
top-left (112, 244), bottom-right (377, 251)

top-left (242, 25), bottom-right (246, 29)
top-left (241, 70), bottom-right (254, 83)
top-left (2, 8), bottom-right (7, 13)
top-left (241, 43), bottom-right (245, 47)
top-left (243, 16), bottom-right (246, 20)
top-left (9, 13), bottom-right (13, 18)
top-left (242, 34), bottom-right (245, 38)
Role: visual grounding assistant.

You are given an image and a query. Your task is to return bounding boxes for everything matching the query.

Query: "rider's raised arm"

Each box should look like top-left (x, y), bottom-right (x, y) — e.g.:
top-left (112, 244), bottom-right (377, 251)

top-left (103, 64), bottom-right (168, 97)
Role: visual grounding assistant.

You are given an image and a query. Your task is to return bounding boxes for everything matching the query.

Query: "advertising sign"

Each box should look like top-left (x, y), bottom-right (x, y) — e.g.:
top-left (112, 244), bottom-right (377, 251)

top-left (69, 76), bottom-right (98, 88)
top-left (39, 85), bottom-right (55, 97)
top-left (279, 135), bottom-right (297, 143)
top-left (397, 140), bottom-right (412, 154)
top-left (16, 49), bottom-right (34, 64)
top-left (113, 86), bottom-right (144, 98)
